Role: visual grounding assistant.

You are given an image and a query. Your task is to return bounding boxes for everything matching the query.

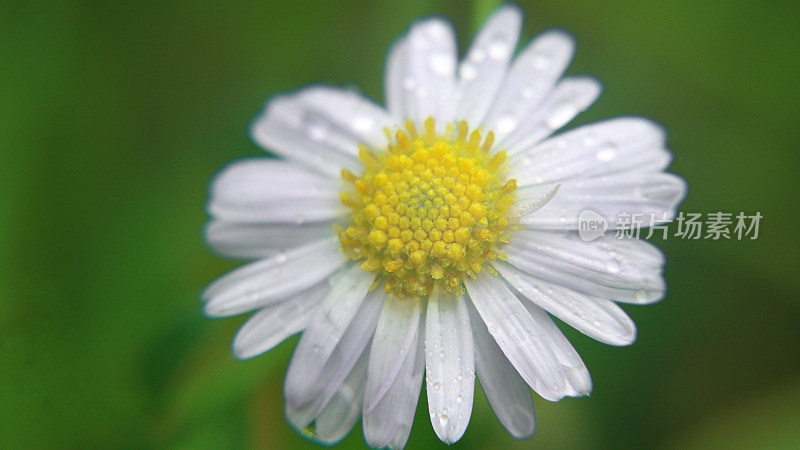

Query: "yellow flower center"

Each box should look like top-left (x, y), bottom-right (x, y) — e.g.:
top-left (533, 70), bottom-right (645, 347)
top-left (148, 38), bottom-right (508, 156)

top-left (338, 118), bottom-right (517, 298)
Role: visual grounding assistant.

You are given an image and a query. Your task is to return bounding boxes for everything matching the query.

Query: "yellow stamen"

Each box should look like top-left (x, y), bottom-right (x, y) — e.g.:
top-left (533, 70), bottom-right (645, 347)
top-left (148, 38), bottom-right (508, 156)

top-left (338, 118), bottom-right (517, 298)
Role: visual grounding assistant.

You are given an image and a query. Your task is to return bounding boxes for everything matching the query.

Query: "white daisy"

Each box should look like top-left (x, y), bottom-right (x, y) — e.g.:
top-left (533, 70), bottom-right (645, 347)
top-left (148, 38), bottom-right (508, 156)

top-left (203, 5), bottom-right (686, 449)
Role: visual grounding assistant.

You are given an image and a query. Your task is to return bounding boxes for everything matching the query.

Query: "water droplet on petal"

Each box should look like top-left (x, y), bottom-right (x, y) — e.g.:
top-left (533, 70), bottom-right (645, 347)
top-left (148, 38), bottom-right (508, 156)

top-left (605, 258), bottom-right (621, 274)
top-left (496, 114), bottom-right (517, 134)
top-left (635, 290), bottom-right (651, 302)
top-left (488, 36), bottom-right (511, 59)
top-left (352, 115), bottom-right (374, 133)
top-left (304, 114), bottom-right (330, 141)
top-left (439, 414), bottom-right (449, 427)
top-left (521, 86), bottom-right (535, 98)
top-left (531, 53), bottom-right (552, 70)
top-left (546, 102), bottom-right (578, 129)
top-left (429, 52), bottom-right (455, 76)
top-left (596, 143), bottom-right (618, 161)
top-left (470, 48), bottom-right (486, 63)
top-left (459, 63), bottom-right (477, 80)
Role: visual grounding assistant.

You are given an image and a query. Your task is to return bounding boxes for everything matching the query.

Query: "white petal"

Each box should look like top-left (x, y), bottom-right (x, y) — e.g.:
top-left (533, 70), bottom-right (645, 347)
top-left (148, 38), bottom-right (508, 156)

top-left (232, 281), bottom-right (330, 359)
top-left (207, 158), bottom-right (345, 223)
top-left (425, 288), bottom-right (475, 444)
top-left (517, 172), bottom-right (687, 230)
top-left (494, 260), bottom-right (636, 346)
top-left (283, 264), bottom-right (377, 409)
top-left (511, 117), bottom-right (673, 185)
top-left (499, 76), bottom-right (602, 153)
top-left (284, 286), bottom-right (385, 425)
top-left (385, 38), bottom-right (410, 121)
top-left (363, 315), bottom-right (425, 449)
top-left (364, 295), bottom-right (422, 412)
top-left (386, 345), bottom-right (424, 449)
top-left (521, 301), bottom-right (592, 397)
top-left (504, 230), bottom-right (666, 304)
top-left (466, 300), bottom-right (535, 438)
top-left (288, 86), bottom-right (394, 150)
top-left (391, 18), bottom-right (458, 127)
top-left (312, 350), bottom-right (369, 444)
top-left (464, 275), bottom-right (566, 401)
top-left (251, 88), bottom-right (381, 177)
top-left (455, 5), bottom-right (522, 125)
top-left (203, 237), bottom-right (343, 317)
top-left (483, 30), bottom-right (575, 141)
top-left (514, 183), bottom-right (561, 217)
top-left (387, 330), bottom-right (425, 450)
top-left (205, 220), bottom-right (335, 259)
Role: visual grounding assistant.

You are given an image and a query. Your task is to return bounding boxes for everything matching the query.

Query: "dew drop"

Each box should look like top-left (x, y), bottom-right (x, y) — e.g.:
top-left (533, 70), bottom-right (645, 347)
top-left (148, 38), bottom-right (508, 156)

top-left (352, 115), bottom-right (374, 133)
top-left (312, 344), bottom-right (322, 353)
top-left (439, 414), bottom-right (449, 427)
top-left (531, 52), bottom-right (552, 70)
top-left (429, 52), bottom-right (455, 76)
top-left (521, 86), bottom-right (535, 98)
top-left (546, 102), bottom-right (578, 129)
top-left (470, 48), bottom-right (486, 63)
top-left (635, 290), bottom-right (651, 302)
top-left (605, 258), bottom-right (621, 274)
top-left (459, 63), bottom-right (477, 80)
top-left (496, 114), bottom-right (517, 134)
top-left (438, 350), bottom-right (445, 361)
top-left (488, 36), bottom-right (511, 59)
top-left (304, 114), bottom-right (330, 141)
top-left (596, 143), bottom-right (618, 162)
top-left (433, 381), bottom-right (441, 390)
top-left (582, 134), bottom-right (598, 147)
top-left (456, 394), bottom-right (463, 403)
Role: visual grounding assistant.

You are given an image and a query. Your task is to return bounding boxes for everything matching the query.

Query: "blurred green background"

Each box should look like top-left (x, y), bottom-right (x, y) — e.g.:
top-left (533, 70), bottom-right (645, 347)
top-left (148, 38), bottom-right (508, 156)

top-left (2, 0), bottom-right (799, 448)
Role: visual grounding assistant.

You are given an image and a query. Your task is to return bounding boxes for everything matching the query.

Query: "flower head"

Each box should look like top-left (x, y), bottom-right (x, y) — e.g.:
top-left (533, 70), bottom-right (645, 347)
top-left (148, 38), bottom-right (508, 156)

top-left (203, 5), bottom-right (686, 448)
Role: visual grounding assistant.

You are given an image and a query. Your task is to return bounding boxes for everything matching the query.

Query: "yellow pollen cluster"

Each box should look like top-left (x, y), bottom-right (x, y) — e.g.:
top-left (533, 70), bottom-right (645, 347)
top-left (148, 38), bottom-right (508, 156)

top-left (339, 118), bottom-right (517, 298)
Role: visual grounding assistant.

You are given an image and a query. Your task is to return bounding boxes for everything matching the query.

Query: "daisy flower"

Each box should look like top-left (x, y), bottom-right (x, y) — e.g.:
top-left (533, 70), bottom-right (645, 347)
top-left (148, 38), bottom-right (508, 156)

top-left (203, 5), bottom-right (686, 449)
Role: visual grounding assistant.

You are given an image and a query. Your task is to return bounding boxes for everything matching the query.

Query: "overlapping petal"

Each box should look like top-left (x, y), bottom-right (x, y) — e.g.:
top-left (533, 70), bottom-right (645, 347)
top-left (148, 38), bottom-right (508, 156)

top-left (482, 30), bottom-right (576, 140)
top-left (283, 264), bottom-right (377, 409)
top-left (385, 17), bottom-right (458, 128)
top-left (466, 300), bottom-right (535, 438)
top-left (363, 296), bottom-right (425, 448)
top-left (455, 5), bottom-right (522, 125)
top-left (203, 237), bottom-right (343, 317)
top-left (251, 87), bottom-right (393, 177)
top-left (504, 230), bottom-right (667, 304)
top-left (205, 221), bottom-right (336, 259)
top-left (208, 159), bottom-right (346, 223)
top-left (464, 275), bottom-right (568, 401)
top-left (425, 287), bottom-right (475, 443)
